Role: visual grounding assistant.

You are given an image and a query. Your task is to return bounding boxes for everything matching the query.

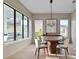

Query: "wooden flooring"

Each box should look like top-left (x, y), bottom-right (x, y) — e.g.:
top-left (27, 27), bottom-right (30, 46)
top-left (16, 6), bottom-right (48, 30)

top-left (6, 44), bottom-right (76, 59)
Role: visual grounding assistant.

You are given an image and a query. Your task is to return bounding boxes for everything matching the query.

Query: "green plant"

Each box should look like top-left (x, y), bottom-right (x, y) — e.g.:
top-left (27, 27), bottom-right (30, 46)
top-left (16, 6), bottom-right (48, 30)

top-left (37, 29), bottom-right (43, 40)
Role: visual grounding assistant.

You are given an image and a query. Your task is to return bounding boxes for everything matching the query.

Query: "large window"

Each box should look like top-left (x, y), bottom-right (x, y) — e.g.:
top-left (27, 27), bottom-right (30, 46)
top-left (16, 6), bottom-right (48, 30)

top-left (24, 16), bottom-right (28, 38)
top-left (35, 20), bottom-right (43, 32)
top-left (4, 4), bottom-right (14, 42)
top-left (35, 20), bottom-right (43, 37)
top-left (4, 4), bottom-right (30, 42)
top-left (16, 11), bottom-right (22, 40)
top-left (60, 20), bottom-right (69, 38)
top-left (29, 19), bottom-right (32, 38)
top-left (46, 20), bottom-right (57, 33)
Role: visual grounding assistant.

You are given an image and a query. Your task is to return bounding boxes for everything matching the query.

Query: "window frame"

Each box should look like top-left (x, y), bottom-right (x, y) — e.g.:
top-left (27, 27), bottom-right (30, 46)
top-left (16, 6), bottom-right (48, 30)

top-left (4, 3), bottom-right (30, 42)
top-left (4, 3), bottom-right (14, 42)
top-left (15, 11), bottom-right (23, 40)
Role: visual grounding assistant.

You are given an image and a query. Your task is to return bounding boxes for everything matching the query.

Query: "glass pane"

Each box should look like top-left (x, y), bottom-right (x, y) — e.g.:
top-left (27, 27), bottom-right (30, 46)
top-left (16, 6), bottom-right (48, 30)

top-left (46, 20), bottom-right (56, 33)
top-left (4, 4), bottom-right (14, 42)
top-left (16, 11), bottom-right (22, 40)
top-left (24, 16), bottom-right (27, 38)
top-left (35, 20), bottom-right (43, 38)
top-left (29, 19), bottom-right (32, 38)
top-left (60, 20), bottom-right (68, 37)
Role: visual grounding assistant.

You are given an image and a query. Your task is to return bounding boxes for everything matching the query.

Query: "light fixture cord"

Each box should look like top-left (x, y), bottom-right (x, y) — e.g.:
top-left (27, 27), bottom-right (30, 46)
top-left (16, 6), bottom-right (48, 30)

top-left (50, 0), bottom-right (53, 19)
top-left (51, 3), bottom-right (52, 19)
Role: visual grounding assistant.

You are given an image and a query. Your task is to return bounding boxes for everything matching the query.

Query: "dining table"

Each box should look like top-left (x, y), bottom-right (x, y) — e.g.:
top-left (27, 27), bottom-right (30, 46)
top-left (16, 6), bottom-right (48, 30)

top-left (43, 34), bottom-right (62, 55)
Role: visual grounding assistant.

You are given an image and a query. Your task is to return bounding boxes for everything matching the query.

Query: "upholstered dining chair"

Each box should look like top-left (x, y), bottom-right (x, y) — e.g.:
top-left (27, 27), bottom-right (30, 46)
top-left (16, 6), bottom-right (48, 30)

top-left (34, 38), bottom-right (47, 59)
top-left (58, 36), bottom-right (65, 44)
top-left (40, 36), bottom-right (47, 44)
top-left (56, 38), bottom-right (69, 59)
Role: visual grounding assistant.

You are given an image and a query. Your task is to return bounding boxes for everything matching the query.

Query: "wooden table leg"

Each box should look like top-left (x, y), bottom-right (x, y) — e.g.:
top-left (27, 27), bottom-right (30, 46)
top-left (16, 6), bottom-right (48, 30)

top-left (47, 41), bottom-right (59, 54)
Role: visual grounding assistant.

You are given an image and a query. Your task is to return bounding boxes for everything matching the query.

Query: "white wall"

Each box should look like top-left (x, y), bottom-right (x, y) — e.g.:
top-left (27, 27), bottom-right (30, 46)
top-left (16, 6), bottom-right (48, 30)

top-left (32, 13), bottom-right (71, 20)
top-left (71, 11), bottom-right (76, 49)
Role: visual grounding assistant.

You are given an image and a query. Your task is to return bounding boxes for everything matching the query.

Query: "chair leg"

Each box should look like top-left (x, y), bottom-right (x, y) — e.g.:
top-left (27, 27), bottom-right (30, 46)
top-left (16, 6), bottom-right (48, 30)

top-left (65, 49), bottom-right (67, 59)
top-left (44, 48), bottom-right (45, 54)
top-left (66, 48), bottom-right (69, 55)
top-left (35, 48), bottom-right (37, 56)
top-left (56, 48), bottom-right (58, 56)
top-left (46, 48), bottom-right (49, 56)
top-left (37, 49), bottom-right (40, 59)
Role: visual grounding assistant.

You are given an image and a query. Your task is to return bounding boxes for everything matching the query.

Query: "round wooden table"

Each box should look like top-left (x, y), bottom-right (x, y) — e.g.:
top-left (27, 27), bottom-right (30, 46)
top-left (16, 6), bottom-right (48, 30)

top-left (45, 36), bottom-right (62, 54)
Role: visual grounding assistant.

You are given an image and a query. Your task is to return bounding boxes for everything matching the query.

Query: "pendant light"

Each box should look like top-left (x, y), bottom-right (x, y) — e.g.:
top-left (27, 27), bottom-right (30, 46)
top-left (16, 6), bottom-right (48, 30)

top-left (50, 0), bottom-right (53, 19)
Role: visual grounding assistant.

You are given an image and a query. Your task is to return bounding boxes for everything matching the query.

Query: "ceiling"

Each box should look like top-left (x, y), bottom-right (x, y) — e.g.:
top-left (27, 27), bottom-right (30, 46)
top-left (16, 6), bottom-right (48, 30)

top-left (19, 0), bottom-right (76, 13)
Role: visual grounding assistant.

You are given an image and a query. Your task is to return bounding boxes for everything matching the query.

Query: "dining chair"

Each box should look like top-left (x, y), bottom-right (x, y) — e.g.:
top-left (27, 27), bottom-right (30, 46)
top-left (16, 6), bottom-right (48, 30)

top-left (34, 37), bottom-right (47, 59)
top-left (41, 36), bottom-right (47, 44)
top-left (58, 36), bottom-right (65, 44)
top-left (56, 38), bottom-right (69, 59)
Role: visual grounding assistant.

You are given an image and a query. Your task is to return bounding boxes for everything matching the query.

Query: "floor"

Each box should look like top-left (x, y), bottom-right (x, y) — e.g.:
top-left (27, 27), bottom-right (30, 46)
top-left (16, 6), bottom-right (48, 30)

top-left (7, 44), bottom-right (76, 59)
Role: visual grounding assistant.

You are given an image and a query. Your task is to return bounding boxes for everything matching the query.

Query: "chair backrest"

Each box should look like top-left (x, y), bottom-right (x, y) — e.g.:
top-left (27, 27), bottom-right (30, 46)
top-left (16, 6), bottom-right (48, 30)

top-left (64, 39), bottom-right (69, 47)
top-left (34, 38), bottom-right (40, 48)
top-left (60, 36), bottom-right (66, 42)
top-left (41, 36), bottom-right (46, 42)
